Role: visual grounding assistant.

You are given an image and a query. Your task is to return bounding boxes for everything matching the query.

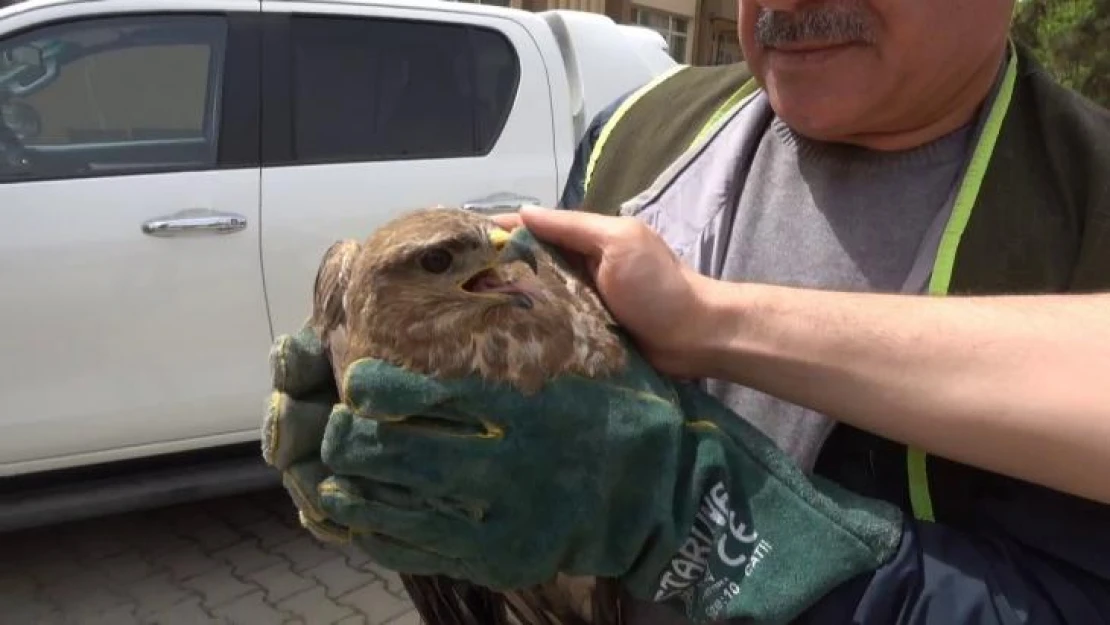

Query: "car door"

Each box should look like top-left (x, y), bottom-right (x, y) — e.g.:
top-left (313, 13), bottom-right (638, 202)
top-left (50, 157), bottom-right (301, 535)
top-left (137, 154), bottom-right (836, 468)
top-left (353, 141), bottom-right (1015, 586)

top-left (257, 0), bottom-right (560, 334)
top-left (0, 5), bottom-right (270, 475)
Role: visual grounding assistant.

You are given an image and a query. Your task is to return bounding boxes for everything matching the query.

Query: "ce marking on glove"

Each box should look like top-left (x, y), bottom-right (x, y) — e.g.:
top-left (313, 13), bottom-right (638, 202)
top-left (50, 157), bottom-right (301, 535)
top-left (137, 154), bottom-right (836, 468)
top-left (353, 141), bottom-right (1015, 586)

top-left (654, 481), bottom-right (772, 602)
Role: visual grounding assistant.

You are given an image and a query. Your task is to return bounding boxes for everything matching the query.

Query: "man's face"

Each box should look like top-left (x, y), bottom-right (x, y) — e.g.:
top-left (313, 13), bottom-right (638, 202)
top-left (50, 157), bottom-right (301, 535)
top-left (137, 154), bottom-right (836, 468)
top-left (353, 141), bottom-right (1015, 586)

top-left (738, 0), bottom-right (1014, 146)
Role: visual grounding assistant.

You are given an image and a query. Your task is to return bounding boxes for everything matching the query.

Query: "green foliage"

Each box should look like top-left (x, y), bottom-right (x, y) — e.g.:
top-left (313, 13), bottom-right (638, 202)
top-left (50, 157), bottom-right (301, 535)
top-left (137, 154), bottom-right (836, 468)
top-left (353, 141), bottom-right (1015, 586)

top-left (1012, 0), bottom-right (1110, 109)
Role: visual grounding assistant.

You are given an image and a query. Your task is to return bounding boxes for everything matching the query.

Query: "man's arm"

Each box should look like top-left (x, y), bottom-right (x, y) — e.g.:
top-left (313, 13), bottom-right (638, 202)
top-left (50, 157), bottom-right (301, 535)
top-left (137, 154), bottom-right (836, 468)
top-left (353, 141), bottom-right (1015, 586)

top-left (526, 90), bottom-right (1110, 625)
top-left (692, 281), bottom-right (1110, 504)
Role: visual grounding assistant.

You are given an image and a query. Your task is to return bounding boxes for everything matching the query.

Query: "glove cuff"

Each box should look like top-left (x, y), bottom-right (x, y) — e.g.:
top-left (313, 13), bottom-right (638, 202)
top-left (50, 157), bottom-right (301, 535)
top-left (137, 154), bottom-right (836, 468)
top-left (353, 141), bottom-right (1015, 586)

top-left (621, 385), bottom-right (904, 624)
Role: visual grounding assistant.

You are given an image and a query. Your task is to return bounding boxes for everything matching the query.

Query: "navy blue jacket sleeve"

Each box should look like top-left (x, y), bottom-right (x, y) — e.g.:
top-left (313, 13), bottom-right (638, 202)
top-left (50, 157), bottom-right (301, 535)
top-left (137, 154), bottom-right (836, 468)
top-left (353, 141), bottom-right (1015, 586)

top-left (557, 91), bottom-right (634, 210)
top-left (794, 517), bottom-right (1110, 624)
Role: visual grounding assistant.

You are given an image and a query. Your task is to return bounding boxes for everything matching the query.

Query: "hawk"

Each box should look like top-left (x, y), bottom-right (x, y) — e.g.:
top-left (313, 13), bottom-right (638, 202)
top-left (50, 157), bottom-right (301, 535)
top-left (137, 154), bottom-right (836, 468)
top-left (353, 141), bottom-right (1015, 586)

top-left (308, 207), bottom-right (629, 625)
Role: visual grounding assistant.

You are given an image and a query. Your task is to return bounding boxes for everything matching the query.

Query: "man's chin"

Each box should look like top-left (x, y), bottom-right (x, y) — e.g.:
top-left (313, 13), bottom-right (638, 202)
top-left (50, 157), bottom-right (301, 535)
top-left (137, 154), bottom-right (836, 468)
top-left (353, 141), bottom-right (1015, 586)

top-left (767, 106), bottom-right (842, 142)
top-left (763, 83), bottom-right (873, 145)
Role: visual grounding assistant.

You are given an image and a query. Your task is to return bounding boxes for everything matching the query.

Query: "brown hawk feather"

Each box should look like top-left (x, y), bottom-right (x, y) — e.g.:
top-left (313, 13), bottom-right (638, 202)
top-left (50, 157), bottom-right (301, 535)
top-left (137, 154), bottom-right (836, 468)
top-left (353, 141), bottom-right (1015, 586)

top-left (307, 207), bottom-right (629, 625)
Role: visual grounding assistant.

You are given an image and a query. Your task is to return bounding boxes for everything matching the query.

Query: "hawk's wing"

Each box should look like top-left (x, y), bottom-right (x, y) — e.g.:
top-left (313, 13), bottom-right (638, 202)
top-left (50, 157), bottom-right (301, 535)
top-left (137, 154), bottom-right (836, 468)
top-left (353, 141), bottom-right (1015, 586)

top-left (309, 239), bottom-right (362, 386)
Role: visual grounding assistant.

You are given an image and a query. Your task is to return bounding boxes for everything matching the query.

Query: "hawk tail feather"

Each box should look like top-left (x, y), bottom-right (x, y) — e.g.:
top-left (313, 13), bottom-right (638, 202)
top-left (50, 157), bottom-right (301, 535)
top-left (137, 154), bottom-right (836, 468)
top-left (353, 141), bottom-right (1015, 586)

top-left (400, 572), bottom-right (624, 625)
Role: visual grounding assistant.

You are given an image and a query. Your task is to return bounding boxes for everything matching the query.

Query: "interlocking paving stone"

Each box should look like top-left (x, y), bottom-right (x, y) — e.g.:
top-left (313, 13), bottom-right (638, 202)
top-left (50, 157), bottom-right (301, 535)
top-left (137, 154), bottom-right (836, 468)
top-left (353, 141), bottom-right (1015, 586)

top-left (277, 586), bottom-right (356, 623)
top-left (0, 489), bottom-right (419, 624)
top-left (338, 581), bottom-right (413, 624)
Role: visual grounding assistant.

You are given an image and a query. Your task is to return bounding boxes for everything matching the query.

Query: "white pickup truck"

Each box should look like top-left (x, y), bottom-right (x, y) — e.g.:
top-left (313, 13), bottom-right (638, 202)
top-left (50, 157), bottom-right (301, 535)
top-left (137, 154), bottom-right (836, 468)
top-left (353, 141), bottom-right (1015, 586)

top-left (0, 0), bottom-right (675, 529)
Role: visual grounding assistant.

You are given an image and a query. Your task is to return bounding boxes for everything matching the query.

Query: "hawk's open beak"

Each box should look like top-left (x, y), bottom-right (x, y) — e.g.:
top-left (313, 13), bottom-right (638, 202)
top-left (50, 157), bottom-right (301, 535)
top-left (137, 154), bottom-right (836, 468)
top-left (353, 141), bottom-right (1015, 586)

top-left (490, 228), bottom-right (538, 275)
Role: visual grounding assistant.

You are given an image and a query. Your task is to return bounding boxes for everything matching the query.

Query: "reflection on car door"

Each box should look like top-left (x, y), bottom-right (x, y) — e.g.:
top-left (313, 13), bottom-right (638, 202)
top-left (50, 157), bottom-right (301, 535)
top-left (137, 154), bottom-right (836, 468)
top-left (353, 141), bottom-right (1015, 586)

top-left (258, 3), bottom-right (559, 334)
top-left (0, 10), bottom-right (270, 475)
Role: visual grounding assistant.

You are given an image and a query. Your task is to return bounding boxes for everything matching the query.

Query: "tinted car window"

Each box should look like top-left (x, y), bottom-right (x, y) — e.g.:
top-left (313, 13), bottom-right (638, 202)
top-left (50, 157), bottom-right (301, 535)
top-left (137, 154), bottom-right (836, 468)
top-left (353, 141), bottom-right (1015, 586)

top-left (0, 15), bottom-right (227, 182)
top-left (290, 15), bottom-right (519, 164)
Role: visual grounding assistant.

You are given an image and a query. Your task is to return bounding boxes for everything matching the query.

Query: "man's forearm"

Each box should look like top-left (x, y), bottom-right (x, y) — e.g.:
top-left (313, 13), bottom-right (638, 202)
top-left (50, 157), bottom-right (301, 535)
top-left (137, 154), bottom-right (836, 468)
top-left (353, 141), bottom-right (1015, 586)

top-left (692, 279), bottom-right (1110, 504)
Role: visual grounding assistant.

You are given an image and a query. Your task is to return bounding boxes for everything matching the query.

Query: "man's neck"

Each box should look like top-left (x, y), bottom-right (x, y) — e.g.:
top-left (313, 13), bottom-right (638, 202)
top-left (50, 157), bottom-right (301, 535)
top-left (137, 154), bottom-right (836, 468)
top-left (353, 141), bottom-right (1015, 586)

top-left (838, 43), bottom-right (1010, 152)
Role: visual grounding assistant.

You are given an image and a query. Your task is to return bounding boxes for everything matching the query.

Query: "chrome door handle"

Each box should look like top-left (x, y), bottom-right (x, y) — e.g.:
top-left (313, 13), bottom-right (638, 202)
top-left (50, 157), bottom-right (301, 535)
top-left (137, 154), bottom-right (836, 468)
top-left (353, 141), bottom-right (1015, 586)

top-left (461, 192), bottom-right (542, 215)
top-left (141, 209), bottom-right (248, 237)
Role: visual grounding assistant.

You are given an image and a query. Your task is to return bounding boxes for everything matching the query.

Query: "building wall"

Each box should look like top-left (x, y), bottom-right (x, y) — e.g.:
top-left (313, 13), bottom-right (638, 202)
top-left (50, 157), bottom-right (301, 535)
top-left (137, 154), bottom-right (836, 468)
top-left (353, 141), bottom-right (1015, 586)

top-left (629, 0), bottom-right (696, 63)
top-left (633, 0), bottom-right (696, 15)
top-left (694, 0), bottom-right (741, 65)
top-left (542, 0), bottom-right (608, 13)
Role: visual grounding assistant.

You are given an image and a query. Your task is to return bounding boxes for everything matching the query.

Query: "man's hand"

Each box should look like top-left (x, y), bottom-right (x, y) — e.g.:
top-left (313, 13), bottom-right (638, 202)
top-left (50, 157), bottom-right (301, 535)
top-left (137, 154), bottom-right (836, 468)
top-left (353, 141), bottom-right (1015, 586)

top-left (496, 208), bottom-right (1110, 507)
top-left (492, 208), bottom-right (718, 378)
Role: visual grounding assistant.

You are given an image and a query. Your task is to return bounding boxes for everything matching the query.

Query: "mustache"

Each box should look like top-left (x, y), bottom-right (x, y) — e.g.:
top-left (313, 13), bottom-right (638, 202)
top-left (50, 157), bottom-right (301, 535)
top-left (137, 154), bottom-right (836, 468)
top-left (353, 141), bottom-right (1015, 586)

top-left (754, 4), bottom-right (876, 47)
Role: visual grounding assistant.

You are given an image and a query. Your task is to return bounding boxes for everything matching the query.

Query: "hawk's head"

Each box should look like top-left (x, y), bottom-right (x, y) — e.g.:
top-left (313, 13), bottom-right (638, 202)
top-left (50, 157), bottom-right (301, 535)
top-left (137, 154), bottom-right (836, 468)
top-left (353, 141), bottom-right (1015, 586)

top-left (351, 208), bottom-right (541, 315)
top-left (311, 207), bottom-right (626, 395)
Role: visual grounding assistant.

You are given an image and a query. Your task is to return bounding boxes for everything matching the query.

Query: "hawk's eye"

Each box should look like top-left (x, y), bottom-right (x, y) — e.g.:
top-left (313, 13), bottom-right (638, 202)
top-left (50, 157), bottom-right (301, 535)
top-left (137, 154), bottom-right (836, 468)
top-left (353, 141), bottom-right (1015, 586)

top-left (419, 249), bottom-right (453, 274)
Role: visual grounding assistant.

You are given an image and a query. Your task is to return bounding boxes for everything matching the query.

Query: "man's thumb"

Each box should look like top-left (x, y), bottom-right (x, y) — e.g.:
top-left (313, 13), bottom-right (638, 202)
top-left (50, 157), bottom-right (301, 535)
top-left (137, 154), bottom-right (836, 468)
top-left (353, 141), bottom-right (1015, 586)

top-left (517, 206), bottom-right (615, 256)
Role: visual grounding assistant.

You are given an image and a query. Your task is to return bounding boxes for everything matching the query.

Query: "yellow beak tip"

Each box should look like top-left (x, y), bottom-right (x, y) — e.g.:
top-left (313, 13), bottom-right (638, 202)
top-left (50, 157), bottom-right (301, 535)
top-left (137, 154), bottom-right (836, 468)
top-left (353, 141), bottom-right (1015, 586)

top-left (488, 228), bottom-right (511, 250)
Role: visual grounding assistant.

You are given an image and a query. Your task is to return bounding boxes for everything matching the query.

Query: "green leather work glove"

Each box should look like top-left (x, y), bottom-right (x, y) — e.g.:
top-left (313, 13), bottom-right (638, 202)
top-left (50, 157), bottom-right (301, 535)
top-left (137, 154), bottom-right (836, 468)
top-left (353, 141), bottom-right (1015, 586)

top-left (315, 342), bottom-right (906, 625)
top-left (261, 324), bottom-right (350, 544)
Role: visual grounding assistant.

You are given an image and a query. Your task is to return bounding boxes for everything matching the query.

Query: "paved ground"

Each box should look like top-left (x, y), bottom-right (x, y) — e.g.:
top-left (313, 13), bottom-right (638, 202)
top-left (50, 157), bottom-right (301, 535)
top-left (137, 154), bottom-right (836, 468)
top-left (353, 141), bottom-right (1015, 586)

top-left (0, 488), bottom-right (420, 624)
